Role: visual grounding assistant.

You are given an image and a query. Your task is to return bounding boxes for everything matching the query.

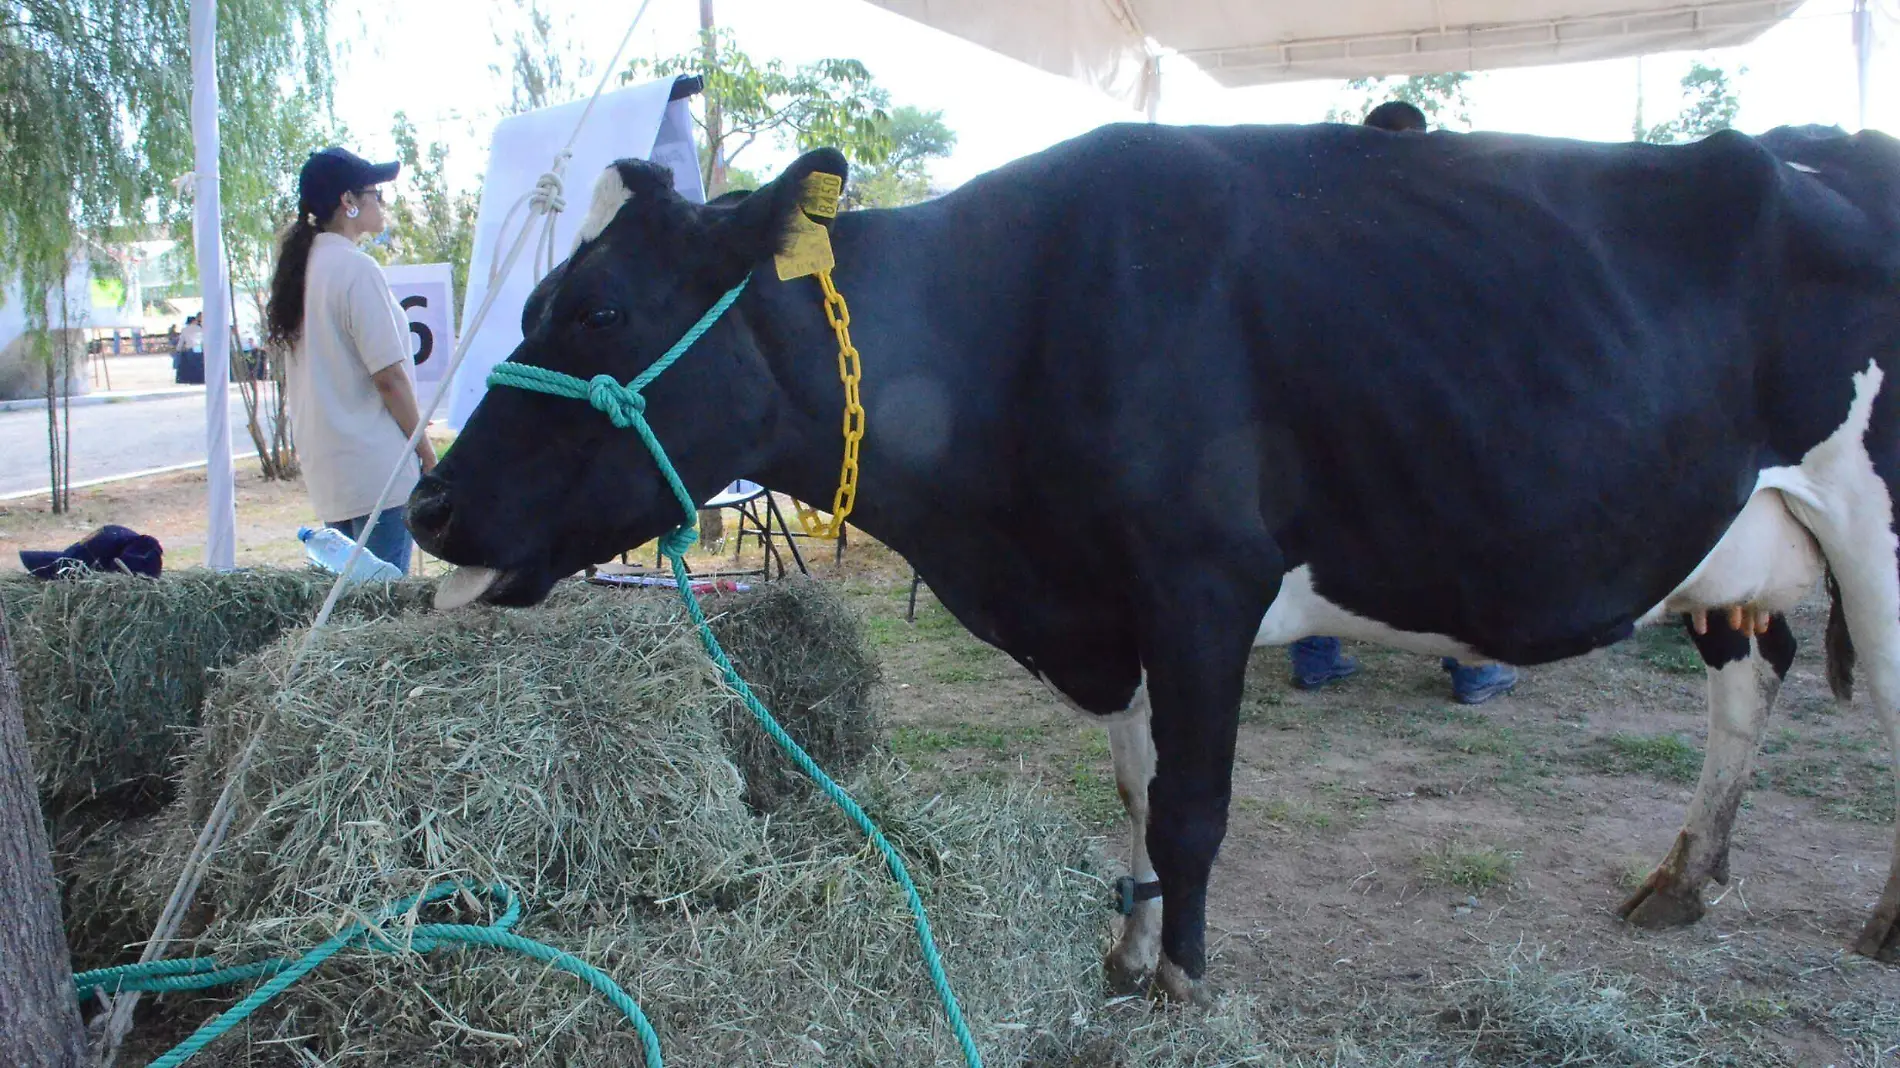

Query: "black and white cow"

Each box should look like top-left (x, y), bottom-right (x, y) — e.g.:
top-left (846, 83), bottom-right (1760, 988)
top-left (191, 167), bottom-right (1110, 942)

top-left (408, 120), bottom-right (1900, 1001)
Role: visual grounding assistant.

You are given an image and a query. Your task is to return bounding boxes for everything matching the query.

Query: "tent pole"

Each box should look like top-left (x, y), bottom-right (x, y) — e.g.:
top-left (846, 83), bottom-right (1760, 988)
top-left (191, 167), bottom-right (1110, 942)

top-left (1853, 0), bottom-right (1871, 131)
top-left (1145, 54), bottom-right (1161, 123)
top-left (191, 0), bottom-right (237, 570)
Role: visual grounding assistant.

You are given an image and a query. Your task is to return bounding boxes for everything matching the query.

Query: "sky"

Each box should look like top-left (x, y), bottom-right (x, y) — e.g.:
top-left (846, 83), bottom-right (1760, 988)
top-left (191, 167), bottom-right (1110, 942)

top-left (327, 0), bottom-right (1896, 200)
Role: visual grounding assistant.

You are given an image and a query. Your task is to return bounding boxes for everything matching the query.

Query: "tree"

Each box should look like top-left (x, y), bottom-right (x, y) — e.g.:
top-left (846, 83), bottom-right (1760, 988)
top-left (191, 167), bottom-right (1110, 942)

top-left (377, 113), bottom-right (480, 314)
top-left (490, 0), bottom-right (595, 116)
top-left (1640, 61), bottom-right (1743, 145)
top-left (623, 29), bottom-right (894, 197)
top-left (0, 602), bottom-right (87, 1068)
top-left (846, 106), bottom-right (957, 209)
top-left (211, 91), bottom-right (340, 482)
top-left (1327, 71), bottom-right (1475, 129)
top-left (2, 1), bottom-right (335, 498)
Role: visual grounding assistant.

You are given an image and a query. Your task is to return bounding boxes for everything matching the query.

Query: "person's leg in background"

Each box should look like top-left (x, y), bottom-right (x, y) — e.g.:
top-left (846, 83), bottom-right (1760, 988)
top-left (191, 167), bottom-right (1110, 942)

top-left (1289, 635), bottom-right (1360, 690)
top-left (1441, 658), bottom-right (1519, 704)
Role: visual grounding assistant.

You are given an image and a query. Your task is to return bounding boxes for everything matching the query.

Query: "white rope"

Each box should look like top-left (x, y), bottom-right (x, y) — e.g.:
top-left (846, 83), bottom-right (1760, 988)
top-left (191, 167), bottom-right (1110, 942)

top-left (100, 5), bottom-right (658, 1060)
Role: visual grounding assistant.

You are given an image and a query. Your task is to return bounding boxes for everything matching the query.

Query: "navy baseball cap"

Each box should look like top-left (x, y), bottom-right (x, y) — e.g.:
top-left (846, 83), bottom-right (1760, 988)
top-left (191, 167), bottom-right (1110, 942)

top-left (20, 525), bottom-right (164, 579)
top-left (297, 146), bottom-right (400, 211)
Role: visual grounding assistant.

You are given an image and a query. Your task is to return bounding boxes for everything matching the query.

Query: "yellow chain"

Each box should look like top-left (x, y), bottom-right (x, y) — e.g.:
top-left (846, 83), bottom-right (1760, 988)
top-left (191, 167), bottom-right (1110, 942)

top-left (792, 268), bottom-right (864, 540)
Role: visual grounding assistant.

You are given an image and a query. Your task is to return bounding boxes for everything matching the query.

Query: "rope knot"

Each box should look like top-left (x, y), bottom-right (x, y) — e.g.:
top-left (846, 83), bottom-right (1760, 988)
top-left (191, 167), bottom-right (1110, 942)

top-left (530, 171), bottom-right (567, 215)
top-left (586, 374), bottom-right (645, 427)
top-left (658, 525), bottom-right (699, 558)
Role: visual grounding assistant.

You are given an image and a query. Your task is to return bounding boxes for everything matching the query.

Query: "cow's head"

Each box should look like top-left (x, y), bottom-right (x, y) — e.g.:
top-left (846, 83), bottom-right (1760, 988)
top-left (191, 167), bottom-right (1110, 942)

top-left (408, 148), bottom-right (847, 606)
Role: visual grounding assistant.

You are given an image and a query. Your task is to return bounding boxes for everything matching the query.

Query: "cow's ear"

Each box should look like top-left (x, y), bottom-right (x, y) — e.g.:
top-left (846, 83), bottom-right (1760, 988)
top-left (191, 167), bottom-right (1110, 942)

top-left (702, 148), bottom-right (849, 280)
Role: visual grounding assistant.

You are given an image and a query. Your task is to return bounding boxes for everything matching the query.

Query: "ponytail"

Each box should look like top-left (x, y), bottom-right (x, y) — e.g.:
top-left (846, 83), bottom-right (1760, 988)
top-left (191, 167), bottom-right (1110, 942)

top-left (265, 201), bottom-right (335, 347)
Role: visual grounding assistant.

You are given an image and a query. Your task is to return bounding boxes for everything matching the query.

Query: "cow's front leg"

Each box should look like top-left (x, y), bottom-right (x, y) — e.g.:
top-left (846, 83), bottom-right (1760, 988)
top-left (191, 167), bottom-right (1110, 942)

top-left (1138, 564), bottom-right (1271, 1006)
top-left (1103, 687), bottom-right (1160, 993)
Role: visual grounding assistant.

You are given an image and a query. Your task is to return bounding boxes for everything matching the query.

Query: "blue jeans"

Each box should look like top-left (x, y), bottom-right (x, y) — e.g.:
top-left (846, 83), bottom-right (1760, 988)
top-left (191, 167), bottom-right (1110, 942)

top-left (328, 505), bottom-right (413, 575)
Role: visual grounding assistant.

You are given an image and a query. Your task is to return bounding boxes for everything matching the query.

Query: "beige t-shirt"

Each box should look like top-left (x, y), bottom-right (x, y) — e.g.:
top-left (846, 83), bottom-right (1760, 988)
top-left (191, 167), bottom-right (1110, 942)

top-left (288, 233), bottom-right (420, 523)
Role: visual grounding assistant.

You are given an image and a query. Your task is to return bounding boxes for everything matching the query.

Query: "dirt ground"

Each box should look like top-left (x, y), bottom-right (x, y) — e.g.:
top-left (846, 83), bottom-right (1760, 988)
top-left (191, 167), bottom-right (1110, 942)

top-left (7, 468), bottom-right (1899, 1065)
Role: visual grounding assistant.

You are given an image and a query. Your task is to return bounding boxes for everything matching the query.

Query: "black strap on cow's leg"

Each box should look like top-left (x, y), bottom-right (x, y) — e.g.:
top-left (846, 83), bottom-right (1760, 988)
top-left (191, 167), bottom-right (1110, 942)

top-left (1113, 876), bottom-right (1163, 916)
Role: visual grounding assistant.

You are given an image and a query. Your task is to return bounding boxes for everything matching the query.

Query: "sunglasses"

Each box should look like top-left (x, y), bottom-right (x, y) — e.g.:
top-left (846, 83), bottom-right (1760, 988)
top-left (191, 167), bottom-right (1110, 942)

top-left (351, 187), bottom-right (384, 204)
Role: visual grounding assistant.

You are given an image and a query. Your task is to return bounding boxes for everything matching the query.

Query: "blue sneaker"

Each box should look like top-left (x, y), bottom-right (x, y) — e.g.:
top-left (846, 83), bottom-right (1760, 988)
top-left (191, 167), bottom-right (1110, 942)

top-left (1291, 636), bottom-right (1360, 690)
top-left (1442, 659), bottom-right (1519, 704)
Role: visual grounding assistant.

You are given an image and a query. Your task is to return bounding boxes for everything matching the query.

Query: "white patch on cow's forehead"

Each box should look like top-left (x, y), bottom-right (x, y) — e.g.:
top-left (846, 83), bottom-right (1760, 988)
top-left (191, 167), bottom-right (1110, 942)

top-left (573, 166), bottom-right (632, 248)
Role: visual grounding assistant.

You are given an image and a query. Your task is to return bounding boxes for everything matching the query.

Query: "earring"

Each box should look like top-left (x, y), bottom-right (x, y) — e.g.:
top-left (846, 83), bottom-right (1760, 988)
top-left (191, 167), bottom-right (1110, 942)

top-left (346, 205), bottom-right (360, 219)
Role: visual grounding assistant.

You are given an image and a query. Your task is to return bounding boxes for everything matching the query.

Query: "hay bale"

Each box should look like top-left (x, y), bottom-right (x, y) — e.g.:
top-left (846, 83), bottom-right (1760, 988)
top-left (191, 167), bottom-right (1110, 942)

top-left (0, 568), bottom-right (434, 822)
top-left (122, 585), bottom-right (1120, 1065)
top-left (57, 815), bottom-right (168, 974)
top-left (701, 576), bottom-right (880, 811)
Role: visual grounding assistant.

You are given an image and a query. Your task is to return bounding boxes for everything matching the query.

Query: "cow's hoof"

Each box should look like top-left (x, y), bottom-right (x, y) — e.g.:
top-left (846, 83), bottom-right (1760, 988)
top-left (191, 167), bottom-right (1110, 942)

top-left (1151, 955), bottom-right (1213, 1009)
top-left (1850, 896), bottom-right (1900, 962)
top-left (1102, 951), bottom-right (1151, 997)
top-left (1618, 871), bottom-right (1707, 929)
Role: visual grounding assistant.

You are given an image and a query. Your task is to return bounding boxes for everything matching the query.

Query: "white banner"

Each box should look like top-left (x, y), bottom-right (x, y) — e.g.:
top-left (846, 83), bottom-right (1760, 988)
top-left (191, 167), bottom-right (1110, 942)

top-left (383, 262), bottom-right (456, 392)
top-left (447, 76), bottom-right (706, 429)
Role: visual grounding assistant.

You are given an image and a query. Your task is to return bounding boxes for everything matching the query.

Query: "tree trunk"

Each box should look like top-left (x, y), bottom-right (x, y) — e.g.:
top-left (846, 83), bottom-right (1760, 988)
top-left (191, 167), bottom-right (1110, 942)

top-left (700, 0), bottom-right (726, 195)
top-left (692, 0), bottom-right (726, 545)
top-left (0, 603), bottom-right (87, 1067)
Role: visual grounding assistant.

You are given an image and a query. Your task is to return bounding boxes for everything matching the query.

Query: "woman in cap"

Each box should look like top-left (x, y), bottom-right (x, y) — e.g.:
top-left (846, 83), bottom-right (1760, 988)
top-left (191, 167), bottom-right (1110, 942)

top-left (266, 146), bottom-right (436, 573)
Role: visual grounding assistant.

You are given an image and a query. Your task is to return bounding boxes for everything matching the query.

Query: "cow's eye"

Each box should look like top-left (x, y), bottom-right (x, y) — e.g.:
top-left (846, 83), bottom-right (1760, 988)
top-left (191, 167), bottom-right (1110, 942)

top-left (581, 307), bottom-right (621, 330)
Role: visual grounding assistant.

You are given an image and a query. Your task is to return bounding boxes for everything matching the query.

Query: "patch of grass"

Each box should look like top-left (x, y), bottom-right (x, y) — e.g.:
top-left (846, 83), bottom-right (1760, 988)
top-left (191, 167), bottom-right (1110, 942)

top-left (1619, 623), bottom-right (1706, 675)
top-left (1433, 948), bottom-right (1761, 1067)
top-left (1578, 732), bottom-right (1702, 783)
top-left (1420, 841), bottom-right (1521, 892)
top-left (1067, 762), bottom-right (1125, 826)
top-left (1754, 753), bottom-right (1896, 823)
top-left (859, 614), bottom-right (909, 648)
top-left (925, 663), bottom-right (991, 684)
top-left (1442, 723), bottom-right (1524, 758)
top-left (1235, 691), bottom-right (1288, 724)
top-left (1237, 795), bottom-right (1336, 831)
top-left (1075, 730), bottom-right (1110, 761)
top-left (889, 723), bottom-right (1048, 757)
top-left (1758, 727), bottom-right (1800, 755)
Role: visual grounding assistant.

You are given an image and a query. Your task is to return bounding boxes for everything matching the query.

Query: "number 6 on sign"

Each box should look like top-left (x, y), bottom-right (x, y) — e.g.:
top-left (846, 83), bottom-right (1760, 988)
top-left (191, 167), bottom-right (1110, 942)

top-left (383, 263), bottom-right (457, 391)
top-left (400, 295), bottom-right (435, 365)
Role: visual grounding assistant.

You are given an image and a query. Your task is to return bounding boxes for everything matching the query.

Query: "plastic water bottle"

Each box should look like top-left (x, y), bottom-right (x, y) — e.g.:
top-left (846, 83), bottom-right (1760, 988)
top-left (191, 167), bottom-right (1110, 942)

top-left (297, 525), bottom-right (403, 584)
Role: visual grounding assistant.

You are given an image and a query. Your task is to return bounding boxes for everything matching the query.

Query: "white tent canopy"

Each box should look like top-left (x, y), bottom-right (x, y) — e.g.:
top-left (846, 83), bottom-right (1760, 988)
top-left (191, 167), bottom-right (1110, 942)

top-left (867, 0), bottom-right (1803, 112)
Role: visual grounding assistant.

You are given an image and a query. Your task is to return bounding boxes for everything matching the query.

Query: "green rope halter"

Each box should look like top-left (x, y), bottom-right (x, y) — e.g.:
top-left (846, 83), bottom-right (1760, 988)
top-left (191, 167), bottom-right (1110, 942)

top-left (486, 277), bottom-right (750, 557)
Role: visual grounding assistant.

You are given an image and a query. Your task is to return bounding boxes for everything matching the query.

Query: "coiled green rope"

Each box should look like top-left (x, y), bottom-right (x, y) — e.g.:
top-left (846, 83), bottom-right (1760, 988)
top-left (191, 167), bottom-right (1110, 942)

top-left (72, 881), bottom-right (663, 1068)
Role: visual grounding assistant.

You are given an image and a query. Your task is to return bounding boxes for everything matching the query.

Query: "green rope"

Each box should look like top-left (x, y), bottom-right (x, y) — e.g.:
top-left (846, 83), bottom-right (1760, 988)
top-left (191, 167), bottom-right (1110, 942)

top-left (72, 882), bottom-right (664, 1068)
top-left (489, 274), bottom-right (986, 1068)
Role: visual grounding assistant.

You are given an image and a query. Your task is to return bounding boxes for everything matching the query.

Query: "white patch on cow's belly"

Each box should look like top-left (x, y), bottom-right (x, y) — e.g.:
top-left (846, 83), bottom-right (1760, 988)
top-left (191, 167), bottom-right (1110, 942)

top-left (1038, 669), bottom-right (1149, 725)
top-left (1253, 565), bottom-right (1485, 660)
top-left (572, 166), bottom-right (632, 247)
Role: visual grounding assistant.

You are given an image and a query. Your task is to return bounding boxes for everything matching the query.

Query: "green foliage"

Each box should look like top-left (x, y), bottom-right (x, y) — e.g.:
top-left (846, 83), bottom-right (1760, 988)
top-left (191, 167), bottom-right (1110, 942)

top-left (374, 112), bottom-right (480, 312)
top-left (1329, 72), bottom-right (1475, 129)
top-left (847, 106), bottom-right (956, 209)
top-left (1580, 733), bottom-right (1703, 783)
top-left (624, 28), bottom-right (893, 195)
top-left (217, 92), bottom-right (342, 297)
top-left (2, 1), bottom-right (331, 507)
top-left (489, 0), bottom-right (594, 116)
top-left (1640, 61), bottom-right (1743, 145)
top-left (0, 1), bottom-right (333, 299)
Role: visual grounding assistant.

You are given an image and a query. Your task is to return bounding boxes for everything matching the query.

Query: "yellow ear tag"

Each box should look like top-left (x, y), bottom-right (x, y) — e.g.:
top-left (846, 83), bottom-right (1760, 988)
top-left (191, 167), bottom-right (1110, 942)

top-left (774, 210), bottom-right (835, 281)
top-left (799, 172), bottom-right (843, 219)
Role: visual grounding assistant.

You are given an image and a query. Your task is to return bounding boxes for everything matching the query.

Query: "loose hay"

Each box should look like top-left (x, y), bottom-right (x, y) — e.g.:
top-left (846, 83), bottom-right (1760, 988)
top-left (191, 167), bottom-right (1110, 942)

top-left (2, 567), bottom-right (434, 822)
top-left (123, 587), bottom-right (1116, 1065)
